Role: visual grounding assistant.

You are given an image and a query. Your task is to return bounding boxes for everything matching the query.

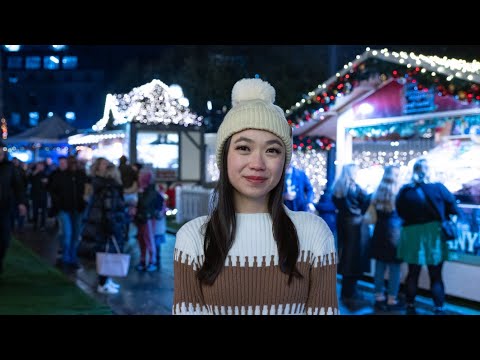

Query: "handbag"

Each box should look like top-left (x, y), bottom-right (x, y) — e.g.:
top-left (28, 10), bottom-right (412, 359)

top-left (415, 185), bottom-right (457, 242)
top-left (96, 237), bottom-right (131, 277)
top-left (440, 219), bottom-right (457, 241)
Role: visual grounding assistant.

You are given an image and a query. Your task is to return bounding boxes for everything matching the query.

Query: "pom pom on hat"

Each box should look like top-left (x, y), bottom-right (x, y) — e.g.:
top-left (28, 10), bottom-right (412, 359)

top-left (231, 78), bottom-right (275, 106)
top-left (215, 78), bottom-right (293, 169)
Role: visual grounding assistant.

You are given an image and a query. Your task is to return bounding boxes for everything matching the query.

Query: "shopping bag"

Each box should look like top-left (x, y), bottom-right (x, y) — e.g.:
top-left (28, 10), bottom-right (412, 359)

top-left (96, 252), bottom-right (131, 277)
top-left (96, 237), bottom-right (131, 277)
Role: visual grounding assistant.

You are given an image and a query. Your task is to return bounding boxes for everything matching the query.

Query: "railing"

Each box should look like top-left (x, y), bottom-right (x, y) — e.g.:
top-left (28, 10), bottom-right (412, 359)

top-left (175, 185), bottom-right (214, 224)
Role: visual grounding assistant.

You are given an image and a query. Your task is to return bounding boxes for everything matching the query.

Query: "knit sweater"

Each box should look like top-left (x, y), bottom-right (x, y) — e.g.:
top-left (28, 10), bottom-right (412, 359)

top-left (173, 207), bottom-right (338, 315)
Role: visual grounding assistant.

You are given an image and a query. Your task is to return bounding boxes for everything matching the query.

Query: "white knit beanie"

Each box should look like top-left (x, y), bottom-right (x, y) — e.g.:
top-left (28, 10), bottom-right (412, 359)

top-left (216, 78), bottom-right (292, 169)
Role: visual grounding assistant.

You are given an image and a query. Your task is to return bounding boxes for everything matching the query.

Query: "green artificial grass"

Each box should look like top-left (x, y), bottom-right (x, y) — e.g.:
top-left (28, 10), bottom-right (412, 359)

top-left (0, 239), bottom-right (113, 315)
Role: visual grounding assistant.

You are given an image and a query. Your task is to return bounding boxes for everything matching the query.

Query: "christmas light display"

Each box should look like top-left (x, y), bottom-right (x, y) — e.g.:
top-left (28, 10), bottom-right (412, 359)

top-left (293, 136), bottom-right (334, 151)
top-left (93, 79), bottom-right (203, 132)
top-left (291, 149), bottom-right (328, 202)
top-left (286, 48), bottom-right (480, 130)
top-left (1, 117), bottom-right (7, 140)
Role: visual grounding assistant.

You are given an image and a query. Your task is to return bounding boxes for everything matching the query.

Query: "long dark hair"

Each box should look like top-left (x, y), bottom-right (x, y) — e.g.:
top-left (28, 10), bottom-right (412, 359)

top-left (197, 137), bottom-right (303, 285)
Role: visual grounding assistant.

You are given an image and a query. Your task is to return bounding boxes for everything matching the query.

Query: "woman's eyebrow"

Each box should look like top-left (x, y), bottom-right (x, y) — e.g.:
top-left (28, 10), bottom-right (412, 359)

top-left (233, 137), bottom-right (253, 144)
top-left (265, 139), bottom-right (283, 147)
top-left (234, 137), bottom-right (283, 147)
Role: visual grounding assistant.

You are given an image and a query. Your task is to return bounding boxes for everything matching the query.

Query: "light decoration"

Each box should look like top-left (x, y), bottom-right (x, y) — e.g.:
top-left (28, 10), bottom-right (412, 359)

top-left (291, 149), bottom-right (328, 203)
top-left (286, 47), bottom-right (480, 130)
top-left (92, 79), bottom-right (203, 131)
top-left (206, 154), bottom-right (220, 183)
top-left (68, 131), bottom-right (125, 145)
top-left (352, 138), bottom-right (435, 193)
top-left (1, 117), bottom-right (7, 139)
top-left (293, 136), bottom-right (334, 151)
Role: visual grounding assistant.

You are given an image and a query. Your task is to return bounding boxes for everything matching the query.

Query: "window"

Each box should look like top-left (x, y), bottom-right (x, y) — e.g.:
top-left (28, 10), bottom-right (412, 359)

top-left (29, 112), bottom-right (39, 126)
top-left (44, 56), bottom-right (60, 70)
top-left (8, 76), bottom-right (19, 84)
top-left (26, 56), bottom-right (41, 69)
top-left (7, 56), bottom-right (23, 69)
top-left (62, 56), bottom-right (78, 69)
top-left (4, 45), bottom-right (21, 52)
top-left (51, 45), bottom-right (67, 51)
top-left (10, 112), bottom-right (21, 127)
top-left (65, 112), bottom-right (76, 122)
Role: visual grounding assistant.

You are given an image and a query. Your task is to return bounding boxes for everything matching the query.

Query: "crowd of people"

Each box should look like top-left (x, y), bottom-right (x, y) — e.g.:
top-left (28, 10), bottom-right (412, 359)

top-left (0, 144), bottom-right (169, 296)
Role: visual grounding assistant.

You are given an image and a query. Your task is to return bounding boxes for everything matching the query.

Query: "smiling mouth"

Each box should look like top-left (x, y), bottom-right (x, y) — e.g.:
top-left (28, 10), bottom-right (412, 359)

top-left (244, 176), bottom-right (268, 183)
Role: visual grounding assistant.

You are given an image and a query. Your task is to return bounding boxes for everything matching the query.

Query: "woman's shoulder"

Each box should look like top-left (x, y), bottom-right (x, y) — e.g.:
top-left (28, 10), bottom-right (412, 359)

top-left (175, 215), bottom-right (208, 256)
top-left (286, 208), bottom-right (335, 252)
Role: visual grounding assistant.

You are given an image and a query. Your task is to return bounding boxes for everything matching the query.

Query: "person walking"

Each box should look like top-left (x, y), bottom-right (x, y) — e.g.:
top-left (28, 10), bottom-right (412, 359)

top-left (82, 157), bottom-right (127, 294)
top-left (0, 142), bottom-right (27, 274)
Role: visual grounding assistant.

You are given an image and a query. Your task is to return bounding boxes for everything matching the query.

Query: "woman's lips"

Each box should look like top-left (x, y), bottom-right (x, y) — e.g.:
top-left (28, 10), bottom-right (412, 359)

top-left (244, 176), bottom-right (268, 184)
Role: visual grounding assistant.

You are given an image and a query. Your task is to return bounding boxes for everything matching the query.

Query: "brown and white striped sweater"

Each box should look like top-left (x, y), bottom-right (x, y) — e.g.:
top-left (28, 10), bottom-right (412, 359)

top-left (173, 207), bottom-right (339, 315)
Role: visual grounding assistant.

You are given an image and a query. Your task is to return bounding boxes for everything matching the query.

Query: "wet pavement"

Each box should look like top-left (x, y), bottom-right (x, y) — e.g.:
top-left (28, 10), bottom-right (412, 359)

top-left (13, 219), bottom-right (480, 316)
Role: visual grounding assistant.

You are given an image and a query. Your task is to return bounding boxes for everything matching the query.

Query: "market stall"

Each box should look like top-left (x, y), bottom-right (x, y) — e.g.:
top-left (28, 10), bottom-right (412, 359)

top-left (4, 114), bottom-right (74, 163)
top-left (287, 47), bottom-right (480, 302)
top-left (68, 79), bottom-right (205, 183)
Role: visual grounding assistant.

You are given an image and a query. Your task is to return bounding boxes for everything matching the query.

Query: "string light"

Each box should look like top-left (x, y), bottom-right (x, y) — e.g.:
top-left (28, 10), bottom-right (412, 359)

top-left (286, 48), bottom-right (480, 130)
top-left (291, 149), bottom-right (328, 203)
top-left (1, 117), bottom-right (7, 139)
top-left (93, 79), bottom-right (203, 131)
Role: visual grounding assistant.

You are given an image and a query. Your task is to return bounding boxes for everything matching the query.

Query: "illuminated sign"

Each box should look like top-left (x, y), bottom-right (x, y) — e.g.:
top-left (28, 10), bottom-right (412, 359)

top-left (403, 83), bottom-right (436, 115)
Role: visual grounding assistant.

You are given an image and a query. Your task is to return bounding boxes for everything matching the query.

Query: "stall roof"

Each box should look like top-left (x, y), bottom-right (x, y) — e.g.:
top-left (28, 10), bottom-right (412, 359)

top-left (92, 79), bottom-right (203, 132)
top-left (289, 47), bottom-right (480, 139)
top-left (5, 115), bottom-right (76, 145)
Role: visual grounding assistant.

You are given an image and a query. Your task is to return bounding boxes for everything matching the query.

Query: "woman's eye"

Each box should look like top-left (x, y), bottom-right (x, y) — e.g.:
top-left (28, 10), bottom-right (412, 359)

top-left (235, 146), bottom-right (249, 151)
top-left (267, 148), bottom-right (281, 154)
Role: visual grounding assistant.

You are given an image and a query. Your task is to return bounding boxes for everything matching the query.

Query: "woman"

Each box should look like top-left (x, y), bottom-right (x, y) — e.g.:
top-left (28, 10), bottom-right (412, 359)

top-left (332, 163), bottom-right (371, 305)
top-left (134, 170), bottom-right (159, 272)
top-left (370, 165), bottom-right (403, 311)
top-left (82, 157), bottom-right (127, 295)
top-left (172, 78), bottom-right (338, 315)
top-left (396, 158), bottom-right (459, 314)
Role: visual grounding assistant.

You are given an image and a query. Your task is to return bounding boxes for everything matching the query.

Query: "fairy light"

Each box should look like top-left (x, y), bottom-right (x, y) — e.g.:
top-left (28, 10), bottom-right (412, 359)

top-left (291, 149), bottom-right (328, 202)
top-left (1, 117), bottom-right (7, 139)
top-left (92, 79), bottom-right (203, 131)
top-left (286, 48), bottom-right (480, 130)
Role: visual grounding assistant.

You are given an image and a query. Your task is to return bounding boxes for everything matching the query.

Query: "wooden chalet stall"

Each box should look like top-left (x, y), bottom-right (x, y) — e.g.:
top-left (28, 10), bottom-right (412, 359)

top-left (68, 79), bottom-right (205, 183)
top-left (68, 79), bottom-right (210, 222)
top-left (287, 48), bottom-right (480, 302)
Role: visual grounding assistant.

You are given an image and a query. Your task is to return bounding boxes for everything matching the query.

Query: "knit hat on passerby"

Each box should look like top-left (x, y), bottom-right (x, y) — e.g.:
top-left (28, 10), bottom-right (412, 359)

top-left (215, 78), bottom-right (293, 169)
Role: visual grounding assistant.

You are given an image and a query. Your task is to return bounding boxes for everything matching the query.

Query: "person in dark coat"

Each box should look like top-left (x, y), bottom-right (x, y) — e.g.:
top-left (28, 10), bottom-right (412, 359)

top-left (396, 158), bottom-right (459, 314)
top-left (369, 165), bottom-right (404, 311)
top-left (29, 161), bottom-right (49, 231)
top-left (283, 164), bottom-right (315, 212)
top-left (82, 157), bottom-right (127, 294)
top-left (0, 143), bottom-right (27, 274)
top-left (11, 157), bottom-right (28, 232)
top-left (332, 163), bottom-right (371, 304)
top-left (48, 155), bottom-right (88, 270)
top-left (314, 187), bottom-right (337, 242)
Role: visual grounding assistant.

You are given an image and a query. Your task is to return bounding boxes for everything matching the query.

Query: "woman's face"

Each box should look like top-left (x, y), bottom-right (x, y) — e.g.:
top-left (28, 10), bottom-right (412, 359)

top-left (98, 159), bottom-right (109, 174)
top-left (227, 129), bottom-right (285, 212)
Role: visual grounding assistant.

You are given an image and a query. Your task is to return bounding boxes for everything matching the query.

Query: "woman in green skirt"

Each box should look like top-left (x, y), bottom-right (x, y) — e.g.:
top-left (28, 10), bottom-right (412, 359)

top-left (396, 159), bottom-right (459, 314)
